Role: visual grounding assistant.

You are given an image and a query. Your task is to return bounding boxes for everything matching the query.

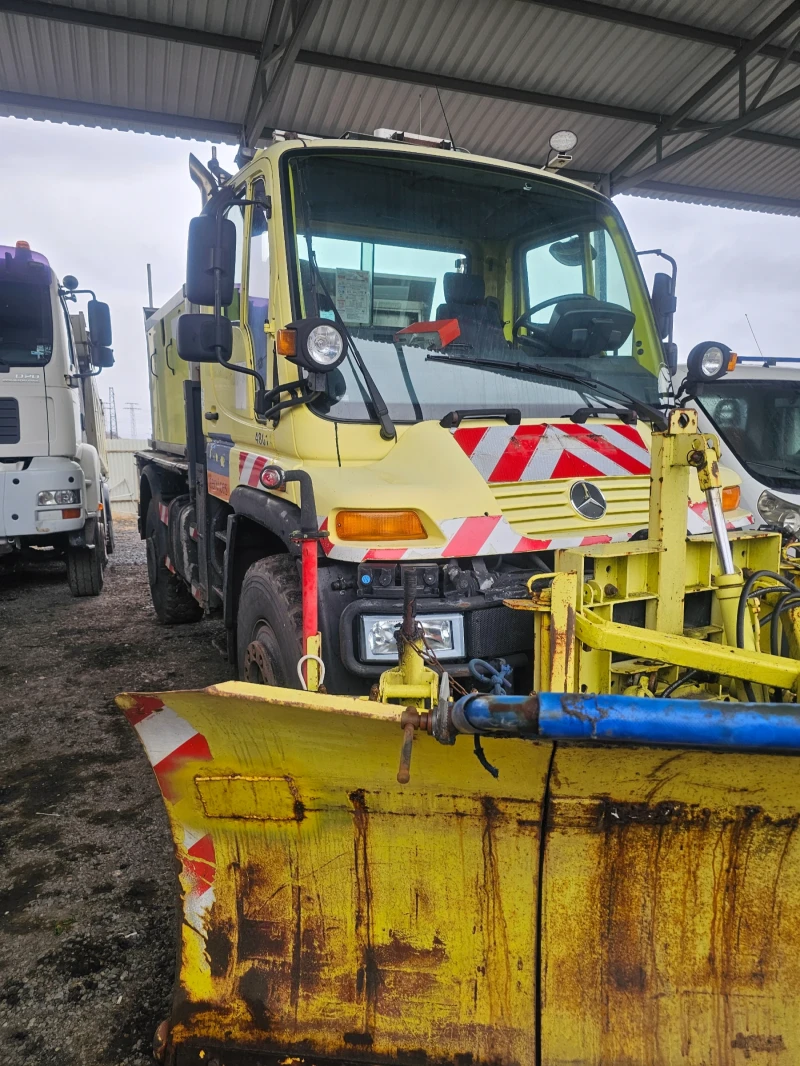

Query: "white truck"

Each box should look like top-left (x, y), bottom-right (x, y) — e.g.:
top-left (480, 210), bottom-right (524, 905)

top-left (678, 348), bottom-right (800, 534)
top-left (0, 239), bottom-right (115, 595)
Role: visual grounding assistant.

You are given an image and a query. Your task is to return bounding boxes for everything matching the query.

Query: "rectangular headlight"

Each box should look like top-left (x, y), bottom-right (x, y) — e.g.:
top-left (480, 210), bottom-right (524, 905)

top-left (360, 613), bottom-right (465, 662)
top-left (37, 489), bottom-right (80, 506)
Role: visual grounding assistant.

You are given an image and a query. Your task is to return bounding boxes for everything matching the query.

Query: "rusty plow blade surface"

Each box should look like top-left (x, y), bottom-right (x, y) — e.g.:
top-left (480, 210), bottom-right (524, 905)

top-left (117, 682), bottom-right (800, 1066)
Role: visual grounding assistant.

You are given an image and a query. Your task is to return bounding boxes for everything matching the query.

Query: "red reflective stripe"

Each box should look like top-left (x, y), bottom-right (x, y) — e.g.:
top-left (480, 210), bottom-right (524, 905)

top-left (122, 695), bottom-right (164, 726)
top-left (442, 515), bottom-right (502, 558)
top-left (363, 548), bottom-right (407, 561)
top-left (238, 452), bottom-right (247, 476)
top-left (488, 425), bottom-right (546, 483)
top-left (153, 732), bottom-right (213, 802)
top-left (515, 536), bottom-right (553, 551)
top-left (187, 833), bottom-right (215, 864)
top-left (550, 451), bottom-right (605, 479)
top-left (581, 535), bottom-right (613, 546)
top-left (452, 426), bottom-right (488, 458)
top-left (249, 455), bottom-right (267, 486)
top-left (557, 423), bottom-right (650, 475)
top-left (318, 517), bottom-right (333, 556)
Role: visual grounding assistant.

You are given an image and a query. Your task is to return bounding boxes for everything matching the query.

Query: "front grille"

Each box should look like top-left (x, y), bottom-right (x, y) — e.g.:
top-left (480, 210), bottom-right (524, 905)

top-left (491, 475), bottom-right (650, 539)
top-left (0, 398), bottom-right (20, 444)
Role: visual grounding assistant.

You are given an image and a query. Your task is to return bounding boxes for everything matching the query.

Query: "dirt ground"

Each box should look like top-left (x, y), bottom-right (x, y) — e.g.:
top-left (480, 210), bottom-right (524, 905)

top-left (0, 514), bottom-right (232, 1065)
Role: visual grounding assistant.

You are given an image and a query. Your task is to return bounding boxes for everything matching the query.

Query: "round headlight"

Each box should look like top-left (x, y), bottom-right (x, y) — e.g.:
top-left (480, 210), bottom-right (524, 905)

top-left (306, 324), bottom-right (344, 367)
top-left (700, 345), bottom-right (724, 376)
top-left (686, 340), bottom-right (732, 382)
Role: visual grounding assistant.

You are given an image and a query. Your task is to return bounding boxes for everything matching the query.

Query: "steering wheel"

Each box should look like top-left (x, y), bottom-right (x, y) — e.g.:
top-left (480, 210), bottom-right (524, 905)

top-left (513, 293), bottom-right (598, 346)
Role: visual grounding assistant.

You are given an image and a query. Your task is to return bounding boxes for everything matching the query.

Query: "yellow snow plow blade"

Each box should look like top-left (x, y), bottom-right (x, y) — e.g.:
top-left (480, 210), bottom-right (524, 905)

top-left (118, 682), bottom-right (552, 1066)
top-left (118, 682), bottom-right (800, 1066)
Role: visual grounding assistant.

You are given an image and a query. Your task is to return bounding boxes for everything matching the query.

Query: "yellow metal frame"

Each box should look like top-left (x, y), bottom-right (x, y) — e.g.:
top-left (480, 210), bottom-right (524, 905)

top-left (508, 409), bottom-right (800, 699)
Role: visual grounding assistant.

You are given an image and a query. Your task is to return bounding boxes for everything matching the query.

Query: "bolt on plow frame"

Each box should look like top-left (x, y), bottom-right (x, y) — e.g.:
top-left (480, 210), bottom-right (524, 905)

top-left (120, 410), bottom-right (800, 1066)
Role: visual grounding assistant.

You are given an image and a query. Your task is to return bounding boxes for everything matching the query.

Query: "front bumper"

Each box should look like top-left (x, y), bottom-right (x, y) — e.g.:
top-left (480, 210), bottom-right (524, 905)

top-left (0, 457), bottom-right (85, 541)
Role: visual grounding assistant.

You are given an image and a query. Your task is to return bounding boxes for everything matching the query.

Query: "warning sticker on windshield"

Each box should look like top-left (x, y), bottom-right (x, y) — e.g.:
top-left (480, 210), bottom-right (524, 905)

top-left (335, 269), bottom-right (370, 324)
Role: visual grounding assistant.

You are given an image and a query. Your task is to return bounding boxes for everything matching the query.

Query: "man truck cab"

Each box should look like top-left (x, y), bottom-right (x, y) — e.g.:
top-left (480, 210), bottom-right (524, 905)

top-left (0, 240), bottom-right (114, 595)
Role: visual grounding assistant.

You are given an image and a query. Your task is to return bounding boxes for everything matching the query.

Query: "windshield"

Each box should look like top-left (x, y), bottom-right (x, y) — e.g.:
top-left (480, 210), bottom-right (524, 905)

top-left (695, 380), bottom-right (800, 489)
top-left (284, 149), bottom-right (663, 423)
top-left (0, 246), bottom-right (53, 367)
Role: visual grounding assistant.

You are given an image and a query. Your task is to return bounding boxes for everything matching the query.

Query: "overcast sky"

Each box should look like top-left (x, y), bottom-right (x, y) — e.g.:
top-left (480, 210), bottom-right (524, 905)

top-left (2, 114), bottom-right (798, 437)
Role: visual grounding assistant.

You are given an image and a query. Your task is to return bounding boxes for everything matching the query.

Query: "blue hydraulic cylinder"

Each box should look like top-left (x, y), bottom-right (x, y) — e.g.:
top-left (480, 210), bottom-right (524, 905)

top-left (451, 692), bottom-right (800, 752)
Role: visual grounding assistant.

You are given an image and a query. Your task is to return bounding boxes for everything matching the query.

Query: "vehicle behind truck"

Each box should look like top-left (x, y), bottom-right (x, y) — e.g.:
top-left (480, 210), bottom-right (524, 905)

top-left (0, 240), bottom-right (115, 595)
top-left (679, 352), bottom-right (800, 537)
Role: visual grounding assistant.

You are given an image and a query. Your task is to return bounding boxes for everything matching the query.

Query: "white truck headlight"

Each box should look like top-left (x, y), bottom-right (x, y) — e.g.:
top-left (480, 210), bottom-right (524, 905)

top-left (360, 613), bottom-right (465, 661)
top-left (758, 490), bottom-right (800, 533)
top-left (37, 489), bottom-right (81, 506)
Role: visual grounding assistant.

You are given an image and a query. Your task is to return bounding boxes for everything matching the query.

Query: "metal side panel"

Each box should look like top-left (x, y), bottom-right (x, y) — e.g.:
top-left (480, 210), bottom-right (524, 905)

top-left (117, 683), bottom-right (552, 1066)
top-left (540, 744), bottom-right (800, 1066)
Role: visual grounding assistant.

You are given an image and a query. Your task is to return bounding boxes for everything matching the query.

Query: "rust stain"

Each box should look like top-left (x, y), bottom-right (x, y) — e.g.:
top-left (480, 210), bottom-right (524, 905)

top-left (478, 797), bottom-right (512, 1021)
top-left (731, 1032), bottom-right (786, 1057)
top-left (350, 787), bottom-right (382, 1036)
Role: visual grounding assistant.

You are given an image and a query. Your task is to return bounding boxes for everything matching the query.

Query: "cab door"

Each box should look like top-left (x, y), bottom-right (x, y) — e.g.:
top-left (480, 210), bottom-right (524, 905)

top-left (202, 174), bottom-right (272, 438)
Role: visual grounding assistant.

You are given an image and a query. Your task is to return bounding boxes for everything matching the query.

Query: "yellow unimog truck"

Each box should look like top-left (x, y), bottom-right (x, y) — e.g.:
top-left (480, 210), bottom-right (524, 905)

top-left (137, 131), bottom-right (751, 694)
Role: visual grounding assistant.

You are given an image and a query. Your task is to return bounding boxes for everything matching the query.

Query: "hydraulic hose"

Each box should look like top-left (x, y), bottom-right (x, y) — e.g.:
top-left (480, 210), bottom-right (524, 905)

top-left (736, 570), bottom-right (798, 652)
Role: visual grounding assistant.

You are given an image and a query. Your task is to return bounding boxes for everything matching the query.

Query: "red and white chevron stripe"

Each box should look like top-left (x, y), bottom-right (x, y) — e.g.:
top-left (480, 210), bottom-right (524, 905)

top-left (122, 695), bottom-right (215, 925)
top-left (239, 449), bottom-right (283, 489)
top-left (688, 500), bottom-right (754, 535)
top-left (318, 515), bottom-right (628, 562)
top-left (453, 422), bottom-right (651, 482)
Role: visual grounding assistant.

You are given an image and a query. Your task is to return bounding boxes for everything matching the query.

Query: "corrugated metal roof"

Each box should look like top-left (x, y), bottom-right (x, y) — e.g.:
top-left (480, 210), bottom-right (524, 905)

top-left (2, 0), bottom-right (800, 212)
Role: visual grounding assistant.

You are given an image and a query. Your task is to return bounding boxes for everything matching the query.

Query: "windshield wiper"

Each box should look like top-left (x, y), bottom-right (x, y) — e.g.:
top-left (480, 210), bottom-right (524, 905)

top-left (295, 166), bottom-right (395, 440)
top-left (427, 353), bottom-right (670, 431)
top-left (747, 459), bottom-right (800, 477)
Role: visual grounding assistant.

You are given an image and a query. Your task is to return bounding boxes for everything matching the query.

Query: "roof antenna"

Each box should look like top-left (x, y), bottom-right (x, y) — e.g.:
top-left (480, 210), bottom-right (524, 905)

top-left (436, 86), bottom-right (456, 149)
top-left (419, 93), bottom-right (423, 136)
top-left (745, 313), bottom-right (771, 365)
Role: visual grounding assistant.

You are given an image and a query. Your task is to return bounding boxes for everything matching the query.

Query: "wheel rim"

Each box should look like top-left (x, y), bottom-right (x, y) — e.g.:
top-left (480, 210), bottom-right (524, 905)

top-left (243, 621), bottom-right (284, 686)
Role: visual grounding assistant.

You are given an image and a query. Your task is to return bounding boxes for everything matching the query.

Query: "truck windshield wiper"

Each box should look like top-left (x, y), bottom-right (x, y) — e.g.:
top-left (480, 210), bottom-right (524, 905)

top-left (426, 353), bottom-right (670, 431)
top-left (295, 164), bottom-right (395, 440)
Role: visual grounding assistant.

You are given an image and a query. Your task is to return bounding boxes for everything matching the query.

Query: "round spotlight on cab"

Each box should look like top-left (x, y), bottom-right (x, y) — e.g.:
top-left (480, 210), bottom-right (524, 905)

top-left (549, 129), bottom-right (578, 153)
top-left (686, 341), bottom-right (734, 382)
top-left (279, 317), bottom-right (347, 373)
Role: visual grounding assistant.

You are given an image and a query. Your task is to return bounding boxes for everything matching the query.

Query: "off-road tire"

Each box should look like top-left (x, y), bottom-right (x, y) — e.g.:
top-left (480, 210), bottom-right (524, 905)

top-left (103, 485), bottom-right (116, 555)
top-left (145, 499), bottom-right (203, 625)
top-left (237, 555), bottom-right (303, 686)
top-left (66, 522), bottom-right (105, 597)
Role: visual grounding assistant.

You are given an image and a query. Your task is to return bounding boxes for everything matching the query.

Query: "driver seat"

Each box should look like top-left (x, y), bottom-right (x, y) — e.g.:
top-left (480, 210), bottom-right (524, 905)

top-left (436, 273), bottom-right (506, 349)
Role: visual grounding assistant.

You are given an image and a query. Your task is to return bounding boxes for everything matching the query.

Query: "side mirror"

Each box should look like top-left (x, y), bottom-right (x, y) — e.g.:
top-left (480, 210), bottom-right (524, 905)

top-left (186, 215), bottom-right (236, 307)
top-left (92, 346), bottom-right (115, 369)
top-left (177, 313), bottom-right (233, 362)
top-left (88, 299), bottom-right (112, 347)
top-left (650, 272), bottom-right (676, 340)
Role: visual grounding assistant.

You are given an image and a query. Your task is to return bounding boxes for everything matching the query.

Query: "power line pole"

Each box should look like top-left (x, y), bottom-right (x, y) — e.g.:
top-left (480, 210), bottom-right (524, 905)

top-left (123, 402), bottom-right (141, 439)
top-left (107, 387), bottom-right (118, 439)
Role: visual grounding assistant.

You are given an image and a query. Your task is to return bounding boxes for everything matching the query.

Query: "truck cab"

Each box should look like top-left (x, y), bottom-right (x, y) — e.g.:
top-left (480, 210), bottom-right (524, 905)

top-left (138, 134), bottom-right (750, 692)
top-left (0, 241), bottom-right (114, 595)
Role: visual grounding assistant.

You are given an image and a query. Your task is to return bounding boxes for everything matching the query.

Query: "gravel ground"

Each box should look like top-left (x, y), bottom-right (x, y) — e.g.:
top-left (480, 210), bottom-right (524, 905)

top-left (0, 515), bottom-right (232, 1065)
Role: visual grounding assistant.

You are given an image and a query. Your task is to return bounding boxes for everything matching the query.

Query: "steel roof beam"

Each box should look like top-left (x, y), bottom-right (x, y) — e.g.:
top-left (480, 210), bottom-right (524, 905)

top-left (636, 179), bottom-right (800, 213)
top-left (0, 0), bottom-right (261, 54)
top-left (295, 51), bottom-right (800, 156)
top-left (0, 88), bottom-right (242, 137)
top-left (610, 0), bottom-right (800, 185)
top-left (524, 0), bottom-right (800, 65)
top-left (244, 0), bottom-right (323, 148)
top-left (614, 73), bottom-right (800, 194)
top-left (7, 0), bottom-right (800, 70)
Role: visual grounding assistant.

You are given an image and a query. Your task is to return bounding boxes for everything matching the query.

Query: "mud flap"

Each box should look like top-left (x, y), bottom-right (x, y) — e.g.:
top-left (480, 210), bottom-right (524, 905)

top-left (117, 682), bottom-right (553, 1066)
top-left (541, 745), bottom-right (800, 1065)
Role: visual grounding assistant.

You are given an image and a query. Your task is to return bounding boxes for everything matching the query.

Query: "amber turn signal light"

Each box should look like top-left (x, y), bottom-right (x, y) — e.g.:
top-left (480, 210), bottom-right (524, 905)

top-left (335, 510), bottom-right (427, 541)
top-left (62, 507), bottom-right (81, 519)
top-left (722, 485), bottom-right (740, 512)
top-left (276, 329), bottom-right (297, 356)
top-left (727, 352), bottom-right (738, 372)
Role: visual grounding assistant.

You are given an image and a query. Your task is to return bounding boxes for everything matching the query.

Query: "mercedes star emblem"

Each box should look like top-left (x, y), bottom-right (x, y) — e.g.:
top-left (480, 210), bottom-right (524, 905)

top-left (570, 480), bottom-right (607, 520)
